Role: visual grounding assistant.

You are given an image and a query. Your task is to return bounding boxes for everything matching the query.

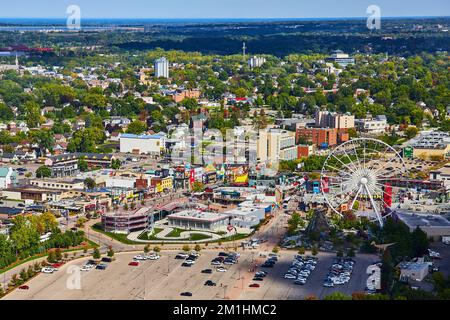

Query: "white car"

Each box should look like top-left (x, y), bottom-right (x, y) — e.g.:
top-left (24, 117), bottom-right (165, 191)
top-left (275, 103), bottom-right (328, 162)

top-left (146, 255), bottom-right (160, 260)
top-left (80, 265), bottom-right (91, 272)
top-left (284, 273), bottom-right (296, 279)
top-left (41, 267), bottom-right (54, 274)
top-left (133, 255), bottom-right (146, 261)
top-left (177, 253), bottom-right (189, 258)
top-left (216, 267), bottom-right (227, 272)
top-left (211, 261), bottom-right (221, 266)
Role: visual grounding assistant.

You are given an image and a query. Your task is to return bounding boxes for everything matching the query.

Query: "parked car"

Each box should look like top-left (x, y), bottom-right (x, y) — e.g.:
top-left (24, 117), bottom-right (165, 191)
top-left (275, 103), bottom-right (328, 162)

top-left (19, 285), bottom-right (29, 290)
top-left (204, 280), bottom-right (217, 286)
top-left (96, 263), bottom-right (107, 270)
top-left (102, 257), bottom-right (112, 263)
top-left (41, 267), bottom-right (54, 274)
top-left (181, 262), bottom-right (192, 267)
top-left (128, 261), bottom-right (139, 266)
top-left (249, 283), bottom-right (260, 288)
top-left (216, 267), bottom-right (227, 272)
top-left (201, 269), bottom-right (213, 274)
top-left (180, 292), bottom-right (193, 297)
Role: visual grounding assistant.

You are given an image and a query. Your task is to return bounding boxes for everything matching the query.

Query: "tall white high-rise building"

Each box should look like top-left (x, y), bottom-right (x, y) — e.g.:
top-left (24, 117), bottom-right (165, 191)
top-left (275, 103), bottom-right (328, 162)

top-left (154, 57), bottom-right (169, 78)
top-left (248, 56), bottom-right (266, 68)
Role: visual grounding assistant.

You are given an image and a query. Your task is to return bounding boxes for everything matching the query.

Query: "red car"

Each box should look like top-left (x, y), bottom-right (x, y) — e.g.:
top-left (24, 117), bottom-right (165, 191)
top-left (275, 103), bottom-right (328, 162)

top-left (128, 261), bottom-right (139, 266)
top-left (19, 285), bottom-right (29, 290)
top-left (249, 283), bottom-right (260, 288)
top-left (52, 263), bottom-right (64, 268)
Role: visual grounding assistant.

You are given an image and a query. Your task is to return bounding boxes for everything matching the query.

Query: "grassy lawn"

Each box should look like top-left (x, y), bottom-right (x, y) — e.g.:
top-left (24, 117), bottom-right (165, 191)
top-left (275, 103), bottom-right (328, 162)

top-left (218, 233), bottom-right (252, 243)
top-left (137, 228), bottom-right (164, 241)
top-left (91, 223), bottom-right (142, 245)
top-left (189, 233), bottom-right (212, 241)
top-left (166, 228), bottom-right (186, 237)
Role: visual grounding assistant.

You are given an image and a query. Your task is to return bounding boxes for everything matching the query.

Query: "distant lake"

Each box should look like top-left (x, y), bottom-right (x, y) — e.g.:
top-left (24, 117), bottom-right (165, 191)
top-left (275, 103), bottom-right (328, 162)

top-left (0, 16), bottom-right (447, 32)
top-left (0, 16), bottom-right (447, 26)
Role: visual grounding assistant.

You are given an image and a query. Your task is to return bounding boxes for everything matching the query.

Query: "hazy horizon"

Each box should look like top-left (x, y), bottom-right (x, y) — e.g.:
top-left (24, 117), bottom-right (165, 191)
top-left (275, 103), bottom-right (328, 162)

top-left (0, 0), bottom-right (448, 20)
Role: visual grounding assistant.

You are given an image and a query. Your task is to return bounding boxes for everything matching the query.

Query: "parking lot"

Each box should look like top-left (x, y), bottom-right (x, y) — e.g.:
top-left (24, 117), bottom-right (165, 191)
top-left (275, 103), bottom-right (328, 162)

top-left (2, 250), bottom-right (378, 300)
top-left (2, 250), bottom-right (257, 300)
top-left (239, 251), bottom-right (378, 300)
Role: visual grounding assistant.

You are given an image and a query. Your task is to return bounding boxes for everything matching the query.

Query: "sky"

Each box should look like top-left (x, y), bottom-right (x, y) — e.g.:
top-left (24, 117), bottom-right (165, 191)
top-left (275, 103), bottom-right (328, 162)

top-left (0, 0), bottom-right (449, 19)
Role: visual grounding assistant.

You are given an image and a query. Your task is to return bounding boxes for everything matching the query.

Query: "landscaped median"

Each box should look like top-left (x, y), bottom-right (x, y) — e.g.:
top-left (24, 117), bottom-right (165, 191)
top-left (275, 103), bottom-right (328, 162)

top-left (91, 223), bottom-right (143, 245)
top-left (91, 222), bottom-right (254, 245)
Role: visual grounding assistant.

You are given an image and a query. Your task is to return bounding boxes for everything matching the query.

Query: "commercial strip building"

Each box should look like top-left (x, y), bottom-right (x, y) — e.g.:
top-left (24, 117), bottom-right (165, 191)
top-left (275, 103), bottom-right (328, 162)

top-left (1, 186), bottom-right (65, 203)
top-left (29, 178), bottom-right (85, 190)
top-left (429, 163), bottom-right (450, 192)
top-left (119, 133), bottom-right (166, 155)
top-left (167, 209), bottom-right (229, 231)
top-left (44, 153), bottom-right (115, 178)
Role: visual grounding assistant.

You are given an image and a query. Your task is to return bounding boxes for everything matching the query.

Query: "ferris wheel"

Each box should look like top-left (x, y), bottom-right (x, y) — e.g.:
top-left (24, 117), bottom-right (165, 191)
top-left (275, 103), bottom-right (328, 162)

top-left (320, 138), bottom-right (406, 227)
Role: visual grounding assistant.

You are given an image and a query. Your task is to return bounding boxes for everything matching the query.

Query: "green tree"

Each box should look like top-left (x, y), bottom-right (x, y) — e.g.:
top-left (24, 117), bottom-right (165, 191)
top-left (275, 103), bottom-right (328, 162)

top-left (35, 166), bottom-right (52, 178)
top-left (126, 120), bottom-right (148, 135)
top-left (405, 126), bottom-right (419, 139)
top-left (93, 248), bottom-right (101, 260)
top-left (107, 246), bottom-right (115, 258)
top-left (55, 248), bottom-right (62, 261)
top-left (323, 292), bottom-right (352, 300)
top-left (153, 246), bottom-right (161, 253)
top-left (287, 212), bottom-right (301, 234)
top-left (29, 129), bottom-right (55, 156)
top-left (19, 268), bottom-right (29, 282)
top-left (411, 226), bottom-right (429, 257)
top-left (38, 212), bottom-right (58, 233)
top-left (191, 181), bottom-right (205, 193)
top-left (84, 177), bottom-right (96, 190)
top-left (182, 244), bottom-right (190, 252)
top-left (24, 100), bottom-right (43, 128)
top-left (47, 250), bottom-right (57, 263)
top-left (111, 158), bottom-right (121, 170)
top-left (78, 158), bottom-right (88, 172)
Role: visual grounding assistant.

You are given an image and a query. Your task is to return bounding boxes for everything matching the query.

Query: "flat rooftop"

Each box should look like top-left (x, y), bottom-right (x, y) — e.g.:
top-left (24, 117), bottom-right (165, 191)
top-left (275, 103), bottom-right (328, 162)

top-left (168, 209), bottom-right (228, 222)
top-left (398, 261), bottom-right (429, 271)
top-left (397, 212), bottom-right (450, 228)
